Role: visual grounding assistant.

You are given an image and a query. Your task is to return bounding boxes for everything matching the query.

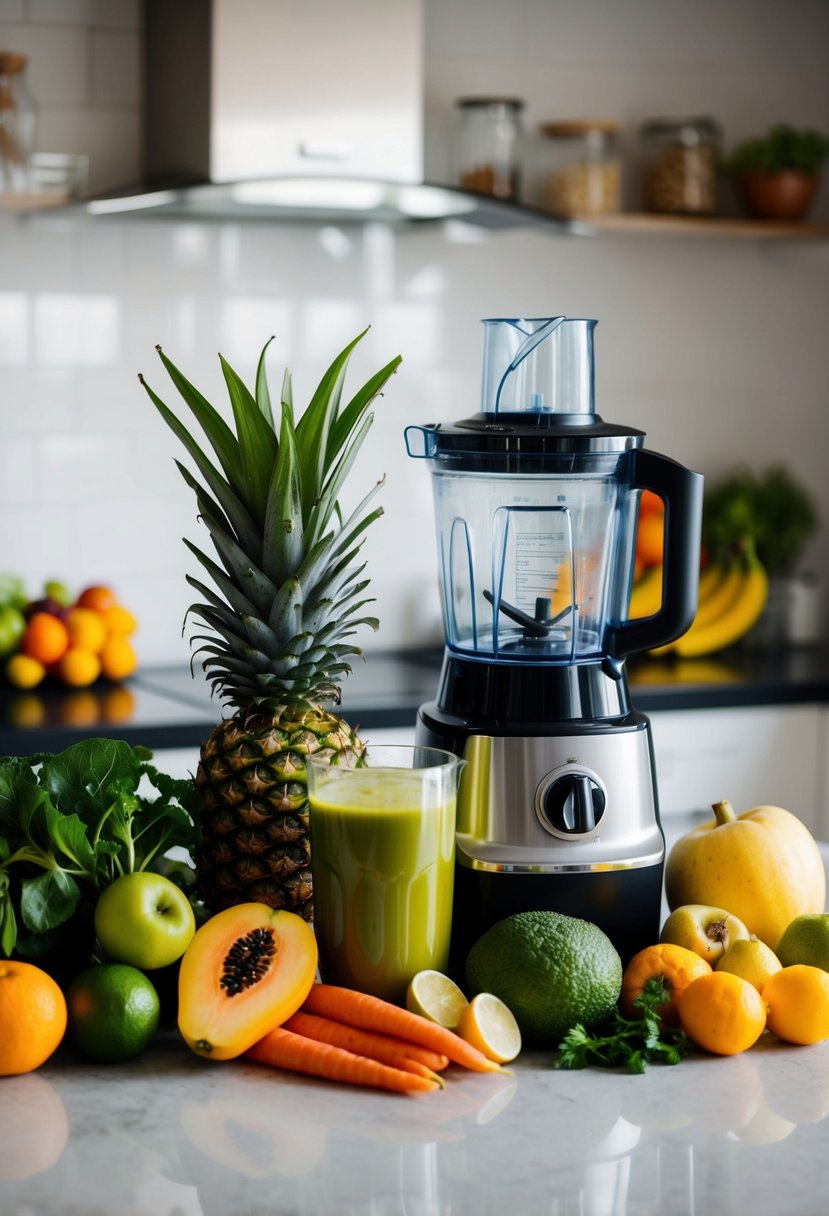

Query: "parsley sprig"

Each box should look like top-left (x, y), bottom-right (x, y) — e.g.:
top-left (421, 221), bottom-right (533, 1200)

top-left (556, 977), bottom-right (692, 1074)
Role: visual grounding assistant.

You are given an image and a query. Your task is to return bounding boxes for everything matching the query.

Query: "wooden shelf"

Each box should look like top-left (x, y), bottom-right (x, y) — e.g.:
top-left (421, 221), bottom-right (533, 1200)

top-left (579, 212), bottom-right (829, 239)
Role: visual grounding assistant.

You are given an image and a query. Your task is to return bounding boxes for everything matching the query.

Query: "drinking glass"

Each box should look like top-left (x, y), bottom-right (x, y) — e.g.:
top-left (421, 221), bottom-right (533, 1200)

top-left (306, 744), bottom-right (463, 1004)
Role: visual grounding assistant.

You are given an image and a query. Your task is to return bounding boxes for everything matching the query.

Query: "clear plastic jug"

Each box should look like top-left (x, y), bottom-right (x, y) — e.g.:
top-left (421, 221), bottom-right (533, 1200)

top-left (406, 317), bottom-right (702, 665)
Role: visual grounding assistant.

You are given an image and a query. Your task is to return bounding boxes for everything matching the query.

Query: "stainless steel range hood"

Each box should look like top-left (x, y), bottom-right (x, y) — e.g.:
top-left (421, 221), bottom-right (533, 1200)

top-left (86, 0), bottom-right (579, 231)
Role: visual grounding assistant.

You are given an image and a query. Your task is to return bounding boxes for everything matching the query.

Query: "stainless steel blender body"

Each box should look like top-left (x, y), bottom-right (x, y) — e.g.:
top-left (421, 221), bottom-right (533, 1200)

top-left (405, 317), bottom-right (703, 965)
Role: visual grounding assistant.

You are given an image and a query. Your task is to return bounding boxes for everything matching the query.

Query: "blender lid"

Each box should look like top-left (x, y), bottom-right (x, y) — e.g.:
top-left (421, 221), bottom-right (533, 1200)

top-left (405, 316), bottom-right (645, 459)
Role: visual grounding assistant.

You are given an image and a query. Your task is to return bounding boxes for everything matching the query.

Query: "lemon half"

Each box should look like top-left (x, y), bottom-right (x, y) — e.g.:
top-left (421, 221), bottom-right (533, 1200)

top-left (458, 992), bottom-right (522, 1064)
top-left (406, 970), bottom-right (469, 1030)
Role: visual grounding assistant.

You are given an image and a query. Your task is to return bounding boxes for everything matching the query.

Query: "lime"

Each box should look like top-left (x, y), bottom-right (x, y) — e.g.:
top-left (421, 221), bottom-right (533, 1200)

top-left (465, 911), bottom-right (622, 1046)
top-left (67, 964), bottom-right (160, 1062)
top-left (777, 914), bottom-right (829, 971)
top-left (458, 992), bottom-right (522, 1064)
top-left (406, 970), bottom-right (469, 1030)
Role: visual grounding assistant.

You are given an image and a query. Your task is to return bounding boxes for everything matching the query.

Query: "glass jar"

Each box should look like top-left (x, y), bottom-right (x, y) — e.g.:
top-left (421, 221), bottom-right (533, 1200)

top-left (455, 97), bottom-right (524, 201)
top-left (539, 120), bottom-right (621, 216)
top-left (640, 116), bottom-right (721, 215)
top-left (0, 52), bottom-right (36, 194)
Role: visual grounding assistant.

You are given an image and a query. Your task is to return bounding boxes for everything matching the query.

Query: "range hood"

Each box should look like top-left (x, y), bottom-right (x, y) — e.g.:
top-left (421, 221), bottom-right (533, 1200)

top-left (86, 0), bottom-right (580, 232)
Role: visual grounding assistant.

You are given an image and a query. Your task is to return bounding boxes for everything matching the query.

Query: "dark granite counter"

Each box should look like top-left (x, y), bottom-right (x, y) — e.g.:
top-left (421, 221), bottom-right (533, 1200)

top-left (1, 645), bottom-right (828, 757)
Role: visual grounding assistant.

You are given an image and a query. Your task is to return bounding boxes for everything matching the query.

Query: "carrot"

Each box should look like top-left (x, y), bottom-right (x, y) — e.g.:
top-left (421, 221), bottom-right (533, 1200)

top-left (284, 1011), bottom-right (448, 1081)
top-left (246, 1025), bottom-right (440, 1094)
top-left (302, 984), bottom-right (502, 1073)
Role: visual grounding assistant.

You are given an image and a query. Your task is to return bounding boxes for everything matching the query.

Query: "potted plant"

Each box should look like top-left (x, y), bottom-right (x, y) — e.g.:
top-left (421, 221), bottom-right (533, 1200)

top-left (726, 124), bottom-right (829, 221)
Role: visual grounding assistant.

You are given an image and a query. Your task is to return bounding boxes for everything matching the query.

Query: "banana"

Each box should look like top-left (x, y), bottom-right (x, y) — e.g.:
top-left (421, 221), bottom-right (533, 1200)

top-left (628, 564), bottom-right (663, 619)
top-left (672, 553), bottom-right (769, 658)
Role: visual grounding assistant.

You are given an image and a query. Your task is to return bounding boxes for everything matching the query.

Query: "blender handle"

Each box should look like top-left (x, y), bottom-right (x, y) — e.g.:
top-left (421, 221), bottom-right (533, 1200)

top-left (607, 449), bottom-right (704, 659)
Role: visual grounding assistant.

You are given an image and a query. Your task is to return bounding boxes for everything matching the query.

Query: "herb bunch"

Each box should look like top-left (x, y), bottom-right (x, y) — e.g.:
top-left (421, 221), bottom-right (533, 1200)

top-left (0, 738), bottom-right (199, 959)
top-left (556, 978), bottom-right (692, 1074)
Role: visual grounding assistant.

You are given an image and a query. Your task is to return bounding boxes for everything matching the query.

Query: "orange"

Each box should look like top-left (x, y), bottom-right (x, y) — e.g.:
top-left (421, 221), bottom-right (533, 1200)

top-left (639, 489), bottom-right (664, 518)
top-left (678, 971), bottom-right (766, 1055)
top-left (75, 584), bottom-right (118, 612)
top-left (21, 613), bottom-right (69, 666)
top-left (57, 648), bottom-right (101, 688)
top-left (65, 606), bottom-right (107, 655)
top-left (100, 637), bottom-right (138, 680)
top-left (635, 512), bottom-right (665, 568)
top-left (620, 942), bottom-right (712, 1024)
top-left (100, 604), bottom-right (138, 637)
top-left (5, 653), bottom-right (46, 689)
top-left (0, 961), bottom-right (67, 1075)
top-left (763, 965), bottom-right (829, 1045)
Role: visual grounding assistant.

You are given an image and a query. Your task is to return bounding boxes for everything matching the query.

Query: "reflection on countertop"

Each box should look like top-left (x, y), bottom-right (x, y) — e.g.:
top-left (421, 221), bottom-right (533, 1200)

top-left (2, 1033), bottom-right (829, 1216)
top-left (1, 645), bottom-right (829, 756)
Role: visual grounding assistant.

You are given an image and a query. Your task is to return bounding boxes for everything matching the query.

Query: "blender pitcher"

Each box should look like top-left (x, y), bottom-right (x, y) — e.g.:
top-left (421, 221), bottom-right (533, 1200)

top-left (405, 317), bottom-right (703, 965)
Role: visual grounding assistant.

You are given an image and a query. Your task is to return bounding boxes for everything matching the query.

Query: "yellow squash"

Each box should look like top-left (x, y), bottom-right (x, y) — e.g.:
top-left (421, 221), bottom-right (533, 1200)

top-left (665, 799), bottom-right (826, 951)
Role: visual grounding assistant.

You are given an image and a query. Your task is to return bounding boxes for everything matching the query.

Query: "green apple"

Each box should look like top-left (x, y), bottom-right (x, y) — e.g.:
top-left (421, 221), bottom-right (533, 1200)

top-left (659, 903), bottom-right (751, 964)
top-left (95, 872), bottom-right (196, 970)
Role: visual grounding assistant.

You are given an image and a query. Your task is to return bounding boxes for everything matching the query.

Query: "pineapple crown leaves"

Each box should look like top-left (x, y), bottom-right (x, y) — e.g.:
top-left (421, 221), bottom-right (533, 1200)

top-left (139, 330), bottom-right (402, 711)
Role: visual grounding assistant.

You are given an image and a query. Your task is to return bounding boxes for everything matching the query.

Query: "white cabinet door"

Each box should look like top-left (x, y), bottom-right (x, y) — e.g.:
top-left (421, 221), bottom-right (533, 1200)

top-left (649, 704), bottom-right (822, 835)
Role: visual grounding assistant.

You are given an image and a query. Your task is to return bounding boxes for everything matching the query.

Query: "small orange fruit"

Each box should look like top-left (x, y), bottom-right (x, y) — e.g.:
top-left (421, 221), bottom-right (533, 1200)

top-left (100, 604), bottom-right (138, 637)
top-left (763, 965), bottom-right (829, 1045)
top-left (0, 961), bottom-right (68, 1075)
top-left (678, 971), bottom-right (767, 1055)
top-left (22, 613), bottom-right (69, 666)
top-left (6, 653), bottom-right (46, 689)
top-left (639, 489), bottom-right (664, 518)
top-left (75, 584), bottom-right (118, 613)
top-left (635, 512), bottom-right (665, 569)
top-left (57, 647), bottom-right (101, 688)
top-left (621, 943), bottom-right (712, 1024)
top-left (65, 606), bottom-right (107, 655)
top-left (100, 637), bottom-right (138, 681)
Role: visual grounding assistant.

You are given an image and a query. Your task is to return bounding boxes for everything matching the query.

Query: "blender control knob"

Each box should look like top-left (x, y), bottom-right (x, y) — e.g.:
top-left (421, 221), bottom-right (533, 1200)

top-left (538, 772), bottom-right (606, 836)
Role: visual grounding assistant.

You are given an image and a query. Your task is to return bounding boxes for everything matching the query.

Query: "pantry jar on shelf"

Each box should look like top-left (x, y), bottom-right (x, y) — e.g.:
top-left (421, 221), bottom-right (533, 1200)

top-left (640, 116), bottom-right (722, 215)
top-left (455, 96), bottom-right (525, 201)
top-left (539, 120), bottom-right (622, 217)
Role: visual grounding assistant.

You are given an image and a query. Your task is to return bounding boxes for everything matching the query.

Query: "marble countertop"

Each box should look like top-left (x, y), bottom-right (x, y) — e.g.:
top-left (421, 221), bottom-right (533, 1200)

top-left (3, 1034), bottom-right (829, 1216)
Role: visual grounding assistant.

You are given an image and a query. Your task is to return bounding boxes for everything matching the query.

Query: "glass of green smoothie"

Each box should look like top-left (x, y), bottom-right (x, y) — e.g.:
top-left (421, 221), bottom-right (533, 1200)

top-left (306, 744), bottom-right (463, 1004)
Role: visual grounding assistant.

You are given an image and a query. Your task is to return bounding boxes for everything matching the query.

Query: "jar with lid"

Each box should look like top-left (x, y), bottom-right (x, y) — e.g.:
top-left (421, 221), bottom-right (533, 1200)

top-left (455, 97), bottom-right (524, 201)
top-left (640, 117), bottom-right (721, 215)
top-left (0, 52), bottom-right (36, 194)
top-left (539, 120), bottom-right (621, 216)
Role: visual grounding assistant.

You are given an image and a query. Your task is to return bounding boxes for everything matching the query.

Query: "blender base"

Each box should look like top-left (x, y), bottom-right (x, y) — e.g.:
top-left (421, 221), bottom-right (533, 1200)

top-left (450, 858), bottom-right (664, 974)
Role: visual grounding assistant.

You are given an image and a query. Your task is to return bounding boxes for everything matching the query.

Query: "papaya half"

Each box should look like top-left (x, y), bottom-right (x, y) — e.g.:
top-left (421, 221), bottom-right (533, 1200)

top-left (178, 903), bottom-right (318, 1060)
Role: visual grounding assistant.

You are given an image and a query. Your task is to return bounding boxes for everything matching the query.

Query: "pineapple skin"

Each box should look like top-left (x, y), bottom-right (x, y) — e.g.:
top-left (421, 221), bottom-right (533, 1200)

top-left (194, 708), bottom-right (366, 922)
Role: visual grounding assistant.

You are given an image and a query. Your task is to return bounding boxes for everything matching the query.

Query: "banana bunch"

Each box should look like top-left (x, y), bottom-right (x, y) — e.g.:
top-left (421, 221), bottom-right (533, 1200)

top-left (652, 540), bottom-right (769, 658)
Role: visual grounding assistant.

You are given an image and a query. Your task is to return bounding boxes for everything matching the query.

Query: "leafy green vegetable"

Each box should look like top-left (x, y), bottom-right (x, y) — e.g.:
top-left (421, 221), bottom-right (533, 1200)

top-left (555, 977), bottom-right (692, 1074)
top-left (726, 125), bottom-right (829, 176)
top-left (0, 739), bottom-right (199, 961)
top-left (703, 464), bottom-right (819, 575)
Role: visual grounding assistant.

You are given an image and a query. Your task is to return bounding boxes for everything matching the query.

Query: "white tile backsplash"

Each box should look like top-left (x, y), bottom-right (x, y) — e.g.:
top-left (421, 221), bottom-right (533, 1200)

top-left (0, 1), bottom-right (827, 667)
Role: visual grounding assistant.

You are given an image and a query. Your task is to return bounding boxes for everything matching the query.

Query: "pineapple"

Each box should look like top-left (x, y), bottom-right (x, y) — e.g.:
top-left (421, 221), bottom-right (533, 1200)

top-left (140, 330), bottom-right (401, 920)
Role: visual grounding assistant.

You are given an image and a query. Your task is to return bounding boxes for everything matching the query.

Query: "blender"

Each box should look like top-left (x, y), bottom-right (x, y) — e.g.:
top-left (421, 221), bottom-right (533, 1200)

top-left (404, 316), bottom-right (703, 964)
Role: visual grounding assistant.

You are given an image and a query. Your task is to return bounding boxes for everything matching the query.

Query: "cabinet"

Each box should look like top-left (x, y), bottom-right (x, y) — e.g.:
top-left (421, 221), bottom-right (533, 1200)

top-left (649, 704), bottom-right (826, 837)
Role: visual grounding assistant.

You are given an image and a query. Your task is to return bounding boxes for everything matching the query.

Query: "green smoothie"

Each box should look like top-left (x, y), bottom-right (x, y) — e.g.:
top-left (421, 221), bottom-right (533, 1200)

top-left (309, 769), bottom-right (456, 1004)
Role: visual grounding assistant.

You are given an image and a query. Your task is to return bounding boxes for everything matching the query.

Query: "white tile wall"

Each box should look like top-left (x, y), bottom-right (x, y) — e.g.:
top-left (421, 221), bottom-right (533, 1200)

top-left (0, 0), bottom-right (827, 672)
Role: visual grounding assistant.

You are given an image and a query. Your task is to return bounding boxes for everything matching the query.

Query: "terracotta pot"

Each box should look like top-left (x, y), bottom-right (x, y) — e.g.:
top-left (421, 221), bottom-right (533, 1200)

top-left (738, 170), bottom-right (820, 221)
